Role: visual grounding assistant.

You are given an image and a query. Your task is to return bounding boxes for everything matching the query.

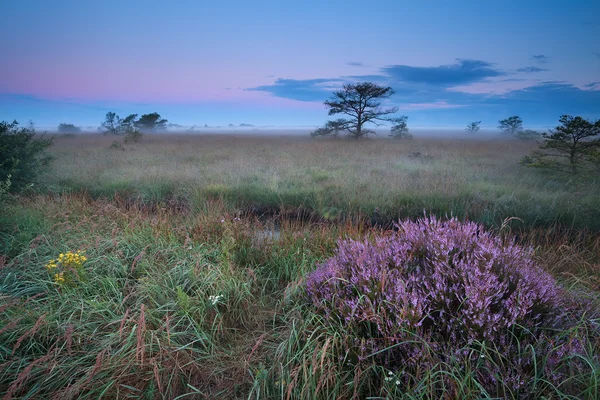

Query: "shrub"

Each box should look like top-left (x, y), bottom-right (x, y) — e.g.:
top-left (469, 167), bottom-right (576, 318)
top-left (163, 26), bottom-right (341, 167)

top-left (515, 129), bottom-right (541, 140)
top-left (57, 123), bottom-right (82, 133)
top-left (123, 127), bottom-right (143, 143)
top-left (305, 216), bottom-right (593, 396)
top-left (0, 121), bottom-right (53, 192)
top-left (109, 140), bottom-right (124, 150)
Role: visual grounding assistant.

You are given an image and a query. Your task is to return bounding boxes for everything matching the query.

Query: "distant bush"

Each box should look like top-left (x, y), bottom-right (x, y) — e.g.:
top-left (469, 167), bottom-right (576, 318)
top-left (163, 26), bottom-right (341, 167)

top-left (0, 121), bottom-right (53, 192)
top-left (306, 216), bottom-right (592, 396)
top-left (109, 140), bottom-right (124, 151)
top-left (389, 116), bottom-right (412, 139)
top-left (123, 127), bottom-right (143, 143)
top-left (515, 129), bottom-right (542, 140)
top-left (57, 123), bottom-right (81, 133)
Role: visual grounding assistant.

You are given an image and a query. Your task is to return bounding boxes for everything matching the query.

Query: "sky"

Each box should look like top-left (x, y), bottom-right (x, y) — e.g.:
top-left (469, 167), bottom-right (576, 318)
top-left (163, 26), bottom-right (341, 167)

top-left (1, 0), bottom-right (599, 130)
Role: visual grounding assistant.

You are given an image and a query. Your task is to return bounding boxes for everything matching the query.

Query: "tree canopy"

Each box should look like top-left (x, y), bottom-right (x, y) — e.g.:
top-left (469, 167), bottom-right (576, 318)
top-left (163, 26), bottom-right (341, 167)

top-left (135, 113), bottom-right (168, 132)
top-left (312, 82), bottom-right (400, 139)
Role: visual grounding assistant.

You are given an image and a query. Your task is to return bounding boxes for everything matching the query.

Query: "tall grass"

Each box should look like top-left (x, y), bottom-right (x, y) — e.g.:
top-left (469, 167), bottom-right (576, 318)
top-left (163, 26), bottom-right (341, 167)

top-left (43, 134), bottom-right (600, 231)
top-left (2, 133), bottom-right (599, 398)
top-left (1, 194), bottom-right (599, 398)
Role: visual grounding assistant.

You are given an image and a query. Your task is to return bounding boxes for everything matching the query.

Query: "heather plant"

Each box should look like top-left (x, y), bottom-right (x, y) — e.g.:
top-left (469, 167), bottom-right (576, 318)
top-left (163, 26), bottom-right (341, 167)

top-left (305, 216), bottom-right (597, 397)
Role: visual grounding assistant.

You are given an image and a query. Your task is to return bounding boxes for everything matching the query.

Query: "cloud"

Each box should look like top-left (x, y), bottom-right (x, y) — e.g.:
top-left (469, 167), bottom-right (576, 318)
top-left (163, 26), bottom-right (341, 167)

top-left (381, 59), bottom-right (504, 86)
top-left (346, 61), bottom-right (366, 67)
top-left (585, 82), bottom-right (600, 89)
top-left (399, 101), bottom-right (466, 110)
top-left (516, 66), bottom-right (549, 73)
top-left (247, 78), bottom-right (343, 102)
top-left (531, 55), bottom-right (549, 64)
top-left (245, 61), bottom-right (600, 126)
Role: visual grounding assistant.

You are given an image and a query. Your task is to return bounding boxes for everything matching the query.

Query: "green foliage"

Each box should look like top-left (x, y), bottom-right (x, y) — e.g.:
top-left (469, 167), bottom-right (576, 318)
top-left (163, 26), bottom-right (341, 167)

top-left (465, 121), bottom-right (481, 133)
top-left (0, 121), bottom-right (53, 192)
top-left (521, 115), bottom-right (600, 172)
top-left (314, 82), bottom-right (399, 138)
top-left (57, 123), bottom-right (82, 133)
top-left (389, 116), bottom-right (412, 139)
top-left (498, 116), bottom-right (523, 136)
top-left (0, 174), bottom-right (11, 204)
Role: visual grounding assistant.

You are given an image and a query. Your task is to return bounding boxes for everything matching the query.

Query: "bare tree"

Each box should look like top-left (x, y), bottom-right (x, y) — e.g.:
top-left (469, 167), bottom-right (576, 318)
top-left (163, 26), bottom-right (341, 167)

top-left (466, 121), bottom-right (481, 133)
top-left (312, 82), bottom-right (399, 138)
top-left (101, 112), bottom-right (121, 135)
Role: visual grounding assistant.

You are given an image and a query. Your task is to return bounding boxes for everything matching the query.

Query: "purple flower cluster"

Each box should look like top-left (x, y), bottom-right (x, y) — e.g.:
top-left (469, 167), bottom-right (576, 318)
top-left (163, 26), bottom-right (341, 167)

top-left (306, 216), bottom-right (592, 394)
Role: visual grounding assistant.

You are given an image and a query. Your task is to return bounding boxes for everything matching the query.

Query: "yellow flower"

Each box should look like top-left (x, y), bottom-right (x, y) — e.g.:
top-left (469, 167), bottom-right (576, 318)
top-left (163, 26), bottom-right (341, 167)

top-left (54, 272), bottom-right (65, 283)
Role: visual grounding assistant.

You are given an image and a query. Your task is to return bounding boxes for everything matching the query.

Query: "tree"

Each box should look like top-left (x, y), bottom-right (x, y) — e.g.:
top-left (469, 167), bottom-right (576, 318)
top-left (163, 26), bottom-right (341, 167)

top-left (0, 120), bottom-right (53, 192)
top-left (135, 113), bottom-right (168, 132)
top-left (498, 116), bottom-right (523, 136)
top-left (521, 115), bottom-right (600, 172)
top-left (101, 112), bottom-right (121, 135)
top-left (119, 114), bottom-right (138, 132)
top-left (389, 116), bottom-right (412, 139)
top-left (58, 123), bottom-right (82, 133)
top-left (466, 121), bottom-right (481, 133)
top-left (311, 82), bottom-right (399, 138)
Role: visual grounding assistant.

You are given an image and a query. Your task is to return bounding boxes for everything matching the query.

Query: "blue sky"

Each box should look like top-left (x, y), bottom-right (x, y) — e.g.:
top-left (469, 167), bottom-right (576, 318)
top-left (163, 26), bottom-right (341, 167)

top-left (1, 0), bottom-right (599, 130)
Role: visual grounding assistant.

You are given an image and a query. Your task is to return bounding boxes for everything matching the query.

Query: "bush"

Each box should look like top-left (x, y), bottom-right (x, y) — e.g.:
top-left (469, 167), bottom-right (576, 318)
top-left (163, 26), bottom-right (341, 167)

top-left (57, 123), bottom-right (81, 133)
top-left (109, 140), bottom-right (124, 151)
top-left (0, 121), bottom-right (53, 192)
top-left (123, 127), bottom-right (143, 143)
top-left (305, 216), bottom-right (594, 396)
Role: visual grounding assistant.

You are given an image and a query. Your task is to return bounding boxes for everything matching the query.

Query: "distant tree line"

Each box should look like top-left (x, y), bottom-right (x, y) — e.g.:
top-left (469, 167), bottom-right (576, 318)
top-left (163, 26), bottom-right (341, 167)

top-left (100, 112), bottom-right (168, 143)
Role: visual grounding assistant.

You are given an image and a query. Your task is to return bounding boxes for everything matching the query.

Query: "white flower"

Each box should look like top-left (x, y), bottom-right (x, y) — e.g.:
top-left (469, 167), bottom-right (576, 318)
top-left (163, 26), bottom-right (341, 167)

top-left (209, 294), bottom-right (223, 305)
top-left (220, 219), bottom-right (225, 223)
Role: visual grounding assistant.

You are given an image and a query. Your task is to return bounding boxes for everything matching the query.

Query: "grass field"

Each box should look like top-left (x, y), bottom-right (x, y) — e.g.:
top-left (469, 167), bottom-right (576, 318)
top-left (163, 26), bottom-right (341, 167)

top-left (1, 133), bottom-right (599, 399)
top-left (43, 134), bottom-right (600, 231)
